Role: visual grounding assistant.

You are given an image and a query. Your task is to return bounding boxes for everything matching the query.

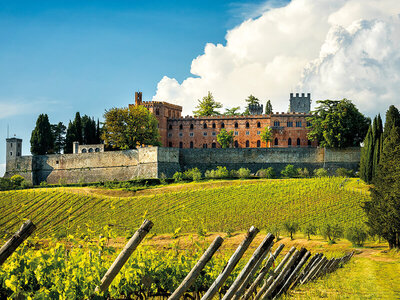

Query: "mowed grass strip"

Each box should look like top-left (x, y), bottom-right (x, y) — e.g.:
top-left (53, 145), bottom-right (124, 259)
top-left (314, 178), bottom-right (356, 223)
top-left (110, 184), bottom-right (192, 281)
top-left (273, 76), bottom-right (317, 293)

top-left (0, 178), bottom-right (370, 238)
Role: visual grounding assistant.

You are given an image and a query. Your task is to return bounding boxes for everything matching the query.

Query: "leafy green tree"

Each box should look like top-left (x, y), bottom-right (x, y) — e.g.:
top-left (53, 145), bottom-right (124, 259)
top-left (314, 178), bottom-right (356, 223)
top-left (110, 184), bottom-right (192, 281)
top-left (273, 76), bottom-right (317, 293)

top-left (217, 129), bottom-right (234, 148)
top-left (30, 114), bottom-right (54, 155)
top-left (281, 164), bottom-right (297, 178)
top-left (51, 122), bottom-right (66, 154)
top-left (265, 100), bottom-right (273, 114)
top-left (260, 127), bottom-right (273, 147)
top-left (193, 91), bottom-right (222, 116)
top-left (364, 125), bottom-right (400, 248)
top-left (283, 221), bottom-right (299, 240)
top-left (102, 105), bottom-right (161, 149)
top-left (307, 99), bottom-right (370, 148)
top-left (303, 223), bottom-right (317, 240)
top-left (224, 107), bottom-right (241, 116)
top-left (383, 105), bottom-right (400, 141)
top-left (243, 94), bottom-right (260, 115)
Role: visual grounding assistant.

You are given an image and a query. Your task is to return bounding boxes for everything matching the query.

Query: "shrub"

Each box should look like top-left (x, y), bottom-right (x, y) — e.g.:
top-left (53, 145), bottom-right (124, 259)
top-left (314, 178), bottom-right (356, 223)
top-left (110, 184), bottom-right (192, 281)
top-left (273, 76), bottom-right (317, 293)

top-left (267, 224), bottom-right (282, 241)
top-left (283, 221), bottom-right (299, 240)
top-left (183, 168), bottom-right (202, 181)
top-left (303, 223), bottom-right (317, 240)
top-left (172, 172), bottom-right (184, 182)
top-left (237, 168), bottom-right (251, 179)
top-left (336, 168), bottom-right (354, 177)
top-left (20, 181), bottom-right (33, 189)
top-left (215, 166), bottom-right (230, 178)
top-left (0, 178), bottom-right (13, 191)
top-left (314, 168), bottom-right (328, 177)
top-left (345, 226), bottom-right (368, 247)
top-left (297, 168), bottom-right (310, 178)
top-left (204, 169), bottom-right (216, 179)
top-left (10, 175), bottom-right (25, 187)
top-left (39, 181), bottom-right (48, 187)
top-left (281, 165), bottom-right (297, 178)
top-left (256, 167), bottom-right (275, 179)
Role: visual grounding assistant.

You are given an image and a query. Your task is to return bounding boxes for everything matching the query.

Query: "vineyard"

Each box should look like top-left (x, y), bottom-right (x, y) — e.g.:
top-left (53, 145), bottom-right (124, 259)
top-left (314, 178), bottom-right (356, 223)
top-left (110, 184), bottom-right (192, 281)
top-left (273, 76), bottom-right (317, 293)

top-left (0, 177), bottom-right (369, 239)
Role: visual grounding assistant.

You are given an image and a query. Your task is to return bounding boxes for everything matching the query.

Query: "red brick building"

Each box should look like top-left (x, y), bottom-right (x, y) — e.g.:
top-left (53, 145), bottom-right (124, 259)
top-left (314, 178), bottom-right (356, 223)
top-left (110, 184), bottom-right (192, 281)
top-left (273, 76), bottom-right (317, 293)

top-left (131, 92), bottom-right (317, 149)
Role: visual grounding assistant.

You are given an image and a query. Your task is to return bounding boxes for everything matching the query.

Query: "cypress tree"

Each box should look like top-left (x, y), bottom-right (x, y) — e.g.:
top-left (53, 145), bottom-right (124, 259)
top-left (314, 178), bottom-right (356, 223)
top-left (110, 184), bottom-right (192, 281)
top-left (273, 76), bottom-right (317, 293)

top-left (372, 114), bottom-right (383, 178)
top-left (30, 114), bottom-right (54, 155)
top-left (74, 112), bottom-right (83, 144)
top-left (360, 125), bottom-right (374, 183)
top-left (64, 121), bottom-right (76, 154)
top-left (265, 100), bottom-right (273, 114)
top-left (383, 105), bottom-right (400, 142)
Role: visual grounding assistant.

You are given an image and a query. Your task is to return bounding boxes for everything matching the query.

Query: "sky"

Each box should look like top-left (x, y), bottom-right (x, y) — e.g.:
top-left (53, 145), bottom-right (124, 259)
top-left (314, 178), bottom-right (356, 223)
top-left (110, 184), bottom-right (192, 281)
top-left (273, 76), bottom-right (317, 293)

top-left (1, 0), bottom-right (400, 177)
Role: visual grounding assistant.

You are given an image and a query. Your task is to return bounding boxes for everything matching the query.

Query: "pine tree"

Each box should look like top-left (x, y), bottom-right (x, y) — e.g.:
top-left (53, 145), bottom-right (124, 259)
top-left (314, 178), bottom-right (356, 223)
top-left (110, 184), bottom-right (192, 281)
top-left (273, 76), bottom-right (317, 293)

top-left (193, 92), bottom-right (222, 116)
top-left (365, 125), bottom-right (400, 248)
top-left (51, 122), bottom-right (66, 154)
top-left (30, 114), bottom-right (54, 155)
top-left (265, 100), bottom-right (273, 114)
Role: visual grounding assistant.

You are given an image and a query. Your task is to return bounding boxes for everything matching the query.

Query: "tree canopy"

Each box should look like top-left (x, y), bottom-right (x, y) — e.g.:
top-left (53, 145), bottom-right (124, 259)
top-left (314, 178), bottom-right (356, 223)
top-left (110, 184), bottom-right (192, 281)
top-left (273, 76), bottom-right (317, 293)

top-left (265, 100), bottom-right (273, 114)
top-left (260, 127), bottom-right (273, 147)
top-left (243, 94), bottom-right (260, 115)
top-left (30, 114), bottom-right (54, 155)
top-left (193, 92), bottom-right (222, 116)
top-left (102, 105), bottom-right (161, 149)
top-left (307, 99), bottom-right (370, 148)
top-left (224, 107), bottom-right (241, 116)
top-left (217, 129), bottom-right (234, 148)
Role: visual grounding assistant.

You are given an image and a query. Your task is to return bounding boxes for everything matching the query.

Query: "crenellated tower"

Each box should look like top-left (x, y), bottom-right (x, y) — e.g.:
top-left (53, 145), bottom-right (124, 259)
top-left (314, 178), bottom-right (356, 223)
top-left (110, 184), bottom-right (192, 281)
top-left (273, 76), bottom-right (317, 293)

top-left (289, 93), bottom-right (311, 113)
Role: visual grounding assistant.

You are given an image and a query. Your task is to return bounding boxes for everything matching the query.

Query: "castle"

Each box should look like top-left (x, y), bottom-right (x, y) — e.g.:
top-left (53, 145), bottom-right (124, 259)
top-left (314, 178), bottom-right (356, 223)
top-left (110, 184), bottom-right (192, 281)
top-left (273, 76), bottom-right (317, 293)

top-left (131, 92), bottom-right (316, 149)
top-left (4, 92), bottom-right (360, 185)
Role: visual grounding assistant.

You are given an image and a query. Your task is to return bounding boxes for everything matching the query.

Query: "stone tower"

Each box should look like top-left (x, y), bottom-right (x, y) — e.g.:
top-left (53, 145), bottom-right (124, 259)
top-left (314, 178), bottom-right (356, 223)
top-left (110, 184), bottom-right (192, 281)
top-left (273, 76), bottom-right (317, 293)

top-left (289, 93), bottom-right (311, 113)
top-left (248, 103), bottom-right (264, 115)
top-left (6, 138), bottom-right (22, 172)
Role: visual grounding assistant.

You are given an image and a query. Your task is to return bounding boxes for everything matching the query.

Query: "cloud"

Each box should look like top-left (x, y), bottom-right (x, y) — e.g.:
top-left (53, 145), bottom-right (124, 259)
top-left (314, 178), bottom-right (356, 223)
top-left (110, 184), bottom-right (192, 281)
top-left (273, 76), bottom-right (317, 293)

top-left (0, 164), bottom-right (5, 177)
top-left (153, 0), bottom-right (400, 116)
top-left (0, 99), bottom-right (60, 119)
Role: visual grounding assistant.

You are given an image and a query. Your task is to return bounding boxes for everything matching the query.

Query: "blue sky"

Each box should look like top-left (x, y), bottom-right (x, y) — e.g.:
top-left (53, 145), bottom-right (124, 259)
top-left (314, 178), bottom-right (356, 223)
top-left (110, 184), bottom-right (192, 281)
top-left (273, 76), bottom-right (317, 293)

top-left (0, 0), bottom-right (283, 175)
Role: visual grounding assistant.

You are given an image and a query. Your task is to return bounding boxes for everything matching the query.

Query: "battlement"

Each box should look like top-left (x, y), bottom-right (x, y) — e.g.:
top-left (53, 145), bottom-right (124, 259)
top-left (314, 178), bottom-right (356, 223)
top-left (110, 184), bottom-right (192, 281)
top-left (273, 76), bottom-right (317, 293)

top-left (289, 93), bottom-right (311, 113)
top-left (249, 103), bottom-right (264, 115)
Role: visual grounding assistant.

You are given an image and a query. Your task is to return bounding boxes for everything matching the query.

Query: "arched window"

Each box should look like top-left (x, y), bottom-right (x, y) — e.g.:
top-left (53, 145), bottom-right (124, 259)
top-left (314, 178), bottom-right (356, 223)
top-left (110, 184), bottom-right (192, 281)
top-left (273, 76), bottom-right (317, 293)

top-left (155, 108), bottom-right (160, 115)
top-left (257, 140), bottom-right (261, 147)
top-left (245, 140), bottom-right (250, 148)
top-left (190, 141), bottom-right (194, 148)
top-left (95, 148), bottom-right (100, 152)
top-left (274, 138), bottom-right (278, 146)
top-left (169, 124), bottom-right (172, 130)
top-left (274, 121), bottom-right (280, 127)
top-left (308, 140), bottom-right (312, 147)
top-left (212, 123), bottom-right (216, 129)
top-left (190, 124), bottom-right (194, 130)
top-left (234, 141), bottom-right (239, 148)
top-left (221, 123), bottom-right (225, 128)
top-left (212, 142), bottom-right (216, 148)
top-left (203, 123), bottom-right (207, 129)
top-left (288, 138), bottom-right (292, 147)
top-left (179, 142), bottom-right (183, 148)
top-left (88, 148), bottom-right (93, 153)
top-left (257, 122), bottom-right (261, 128)
top-left (203, 143), bottom-right (208, 148)
top-left (82, 149), bottom-right (87, 153)
top-left (246, 122), bottom-right (250, 128)
top-left (297, 138), bottom-right (301, 146)
top-left (169, 142), bottom-right (172, 147)
top-left (234, 122), bottom-right (238, 128)
top-left (179, 124), bottom-right (183, 130)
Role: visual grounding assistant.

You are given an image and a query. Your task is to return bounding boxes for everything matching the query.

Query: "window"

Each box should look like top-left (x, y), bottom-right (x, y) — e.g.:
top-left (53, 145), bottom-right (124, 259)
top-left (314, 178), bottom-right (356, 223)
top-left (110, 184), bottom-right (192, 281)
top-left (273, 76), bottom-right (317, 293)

top-left (257, 140), bottom-right (261, 147)
top-left (179, 142), bottom-right (183, 148)
top-left (168, 133), bottom-right (172, 137)
top-left (203, 143), bottom-right (208, 148)
top-left (288, 138), bottom-right (292, 147)
top-left (246, 131), bottom-right (250, 135)
top-left (257, 122), bottom-right (261, 128)
top-left (212, 132), bottom-right (216, 136)
top-left (169, 142), bottom-right (173, 147)
top-left (296, 121), bottom-right (302, 127)
top-left (82, 149), bottom-right (87, 153)
top-left (179, 133), bottom-right (183, 137)
top-left (307, 121), bottom-right (312, 127)
top-left (234, 131), bottom-right (239, 136)
top-left (235, 122), bottom-right (238, 128)
top-left (203, 132), bottom-right (207, 136)
top-left (89, 148), bottom-right (94, 153)
top-left (287, 121), bottom-right (293, 127)
top-left (274, 138), bottom-right (278, 146)
top-left (246, 122), bottom-right (250, 128)
top-left (56, 161), bottom-right (59, 164)
top-left (212, 142), bottom-right (216, 148)
top-left (203, 123), bottom-right (207, 129)
top-left (190, 141), bottom-right (194, 148)
top-left (234, 141), bottom-right (239, 148)
top-left (274, 121), bottom-right (280, 126)
top-left (257, 131), bottom-right (261, 135)
top-left (156, 108), bottom-right (160, 115)
top-left (95, 148), bottom-right (100, 152)
top-left (190, 124), bottom-right (194, 130)
top-left (179, 124), bottom-right (183, 130)
top-left (297, 138), bottom-right (301, 146)
top-left (212, 123), bottom-right (216, 129)
top-left (169, 124), bottom-right (172, 130)
top-left (245, 140), bottom-right (250, 148)
top-left (10, 152), bottom-right (12, 156)
top-left (189, 132), bottom-right (194, 137)
top-left (10, 143), bottom-right (13, 148)
top-left (308, 140), bottom-right (312, 147)
top-left (221, 123), bottom-right (225, 128)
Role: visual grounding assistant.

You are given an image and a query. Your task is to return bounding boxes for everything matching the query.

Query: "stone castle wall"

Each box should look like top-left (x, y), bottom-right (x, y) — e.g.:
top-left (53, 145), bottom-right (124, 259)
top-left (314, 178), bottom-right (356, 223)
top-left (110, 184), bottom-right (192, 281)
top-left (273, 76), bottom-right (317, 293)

top-left (5, 147), bottom-right (360, 184)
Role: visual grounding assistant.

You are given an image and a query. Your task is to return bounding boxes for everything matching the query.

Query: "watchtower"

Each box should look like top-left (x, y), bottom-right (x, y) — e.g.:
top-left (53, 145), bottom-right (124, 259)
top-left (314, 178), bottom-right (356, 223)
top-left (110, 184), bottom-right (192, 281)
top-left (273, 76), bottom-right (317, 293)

top-left (6, 137), bottom-right (22, 167)
top-left (248, 103), bottom-right (264, 115)
top-left (289, 93), bottom-right (311, 113)
top-left (135, 92), bottom-right (143, 105)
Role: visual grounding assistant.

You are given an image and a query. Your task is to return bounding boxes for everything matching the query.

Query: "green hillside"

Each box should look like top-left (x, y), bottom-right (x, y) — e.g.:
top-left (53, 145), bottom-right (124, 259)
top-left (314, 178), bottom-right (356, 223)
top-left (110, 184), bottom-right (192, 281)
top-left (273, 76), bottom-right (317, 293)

top-left (0, 177), bottom-right (369, 238)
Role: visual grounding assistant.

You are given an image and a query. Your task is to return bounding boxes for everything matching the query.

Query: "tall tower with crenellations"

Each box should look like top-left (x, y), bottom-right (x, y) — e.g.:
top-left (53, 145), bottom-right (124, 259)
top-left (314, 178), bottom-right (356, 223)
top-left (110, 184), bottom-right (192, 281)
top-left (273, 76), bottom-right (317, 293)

top-left (289, 93), bottom-right (311, 113)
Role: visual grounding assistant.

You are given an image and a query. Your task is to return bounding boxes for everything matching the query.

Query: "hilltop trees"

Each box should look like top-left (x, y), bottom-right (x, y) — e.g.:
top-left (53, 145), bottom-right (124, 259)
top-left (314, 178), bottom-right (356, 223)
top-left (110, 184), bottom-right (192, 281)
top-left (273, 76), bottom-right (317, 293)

top-left (30, 114), bottom-right (54, 155)
top-left (102, 105), bottom-right (161, 149)
top-left (193, 92), bottom-right (222, 116)
top-left (307, 99), bottom-right (370, 148)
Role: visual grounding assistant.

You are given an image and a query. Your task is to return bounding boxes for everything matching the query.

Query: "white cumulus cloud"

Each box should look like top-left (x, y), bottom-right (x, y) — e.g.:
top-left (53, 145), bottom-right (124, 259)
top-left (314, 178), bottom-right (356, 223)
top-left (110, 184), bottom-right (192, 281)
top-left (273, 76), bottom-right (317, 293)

top-left (0, 164), bottom-right (5, 177)
top-left (153, 0), bottom-right (400, 116)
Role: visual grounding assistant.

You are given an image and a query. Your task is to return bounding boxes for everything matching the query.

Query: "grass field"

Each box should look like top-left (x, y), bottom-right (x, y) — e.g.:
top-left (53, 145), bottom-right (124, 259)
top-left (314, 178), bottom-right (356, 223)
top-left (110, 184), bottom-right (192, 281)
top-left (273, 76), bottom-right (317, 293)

top-left (0, 177), bottom-right (369, 239)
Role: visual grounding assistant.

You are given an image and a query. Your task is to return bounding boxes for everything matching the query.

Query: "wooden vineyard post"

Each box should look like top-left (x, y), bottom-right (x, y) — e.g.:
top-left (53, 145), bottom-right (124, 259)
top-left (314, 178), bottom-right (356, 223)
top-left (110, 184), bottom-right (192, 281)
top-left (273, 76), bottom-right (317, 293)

top-left (0, 220), bottom-right (36, 266)
top-left (95, 219), bottom-right (153, 293)
top-left (242, 243), bottom-right (285, 300)
top-left (168, 236), bottom-right (224, 300)
top-left (201, 226), bottom-right (259, 300)
top-left (224, 233), bottom-right (275, 300)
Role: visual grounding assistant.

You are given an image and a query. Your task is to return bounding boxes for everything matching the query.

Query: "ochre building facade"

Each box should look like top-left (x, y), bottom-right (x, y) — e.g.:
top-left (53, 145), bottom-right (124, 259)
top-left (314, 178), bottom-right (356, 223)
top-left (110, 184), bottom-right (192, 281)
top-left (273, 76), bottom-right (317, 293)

top-left (131, 92), bottom-right (317, 149)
